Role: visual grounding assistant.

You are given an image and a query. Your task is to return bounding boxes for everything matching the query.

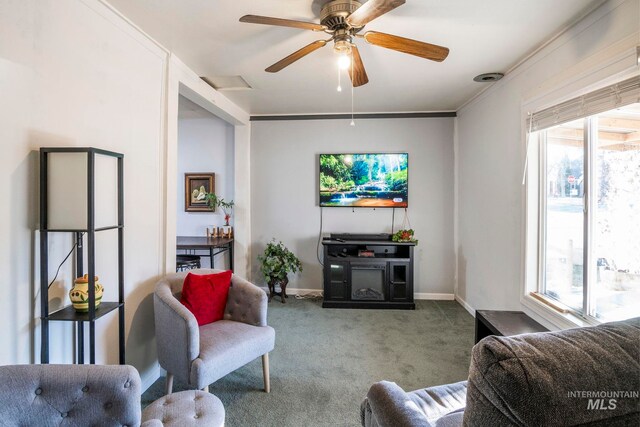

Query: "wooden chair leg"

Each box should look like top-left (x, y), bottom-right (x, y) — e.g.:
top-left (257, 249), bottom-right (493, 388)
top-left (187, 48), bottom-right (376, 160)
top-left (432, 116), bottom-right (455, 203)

top-left (262, 353), bottom-right (271, 393)
top-left (202, 385), bottom-right (209, 393)
top-left (165, 373), bottom-right (174, 395)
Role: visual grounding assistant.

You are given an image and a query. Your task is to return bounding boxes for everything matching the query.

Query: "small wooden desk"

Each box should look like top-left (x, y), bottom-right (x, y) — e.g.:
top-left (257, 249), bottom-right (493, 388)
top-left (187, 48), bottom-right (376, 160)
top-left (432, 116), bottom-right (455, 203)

top-left (176, 236), bottom-right (234, 271)
top-left (475, 310), bottom-right (548, 344)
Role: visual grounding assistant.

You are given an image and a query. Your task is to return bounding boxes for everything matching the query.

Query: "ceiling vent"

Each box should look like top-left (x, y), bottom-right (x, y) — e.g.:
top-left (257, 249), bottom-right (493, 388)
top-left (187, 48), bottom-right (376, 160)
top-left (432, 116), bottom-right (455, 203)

top-left (473, 73), bottom-right (504, 83)
top-left (201, 76), bottom-right (252, 90)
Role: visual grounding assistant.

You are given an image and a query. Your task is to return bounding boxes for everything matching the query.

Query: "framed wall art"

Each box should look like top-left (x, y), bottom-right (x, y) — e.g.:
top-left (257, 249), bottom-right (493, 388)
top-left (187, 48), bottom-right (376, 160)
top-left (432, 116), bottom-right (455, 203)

top-left (185, 173), bottom-right (215, 212)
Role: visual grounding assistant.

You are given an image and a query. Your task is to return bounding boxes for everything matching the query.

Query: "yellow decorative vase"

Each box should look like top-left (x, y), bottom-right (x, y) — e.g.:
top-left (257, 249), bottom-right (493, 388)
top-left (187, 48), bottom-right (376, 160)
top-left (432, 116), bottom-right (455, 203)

top-left (69, 274), bottom-right (104, 312)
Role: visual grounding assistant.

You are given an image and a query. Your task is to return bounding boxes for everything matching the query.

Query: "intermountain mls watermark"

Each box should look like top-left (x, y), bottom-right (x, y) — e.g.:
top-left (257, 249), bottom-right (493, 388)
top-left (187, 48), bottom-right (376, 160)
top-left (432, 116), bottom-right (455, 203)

top-left (568, 390), bottom-right (639, 410)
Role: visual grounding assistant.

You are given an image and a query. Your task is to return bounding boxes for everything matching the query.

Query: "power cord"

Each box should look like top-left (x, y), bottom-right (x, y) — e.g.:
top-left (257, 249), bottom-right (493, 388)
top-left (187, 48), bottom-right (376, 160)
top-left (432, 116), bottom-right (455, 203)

top-left (48, 233), bottom-right (84, 289)
top-left (294, 292), bottom-right (323, 300)
top-left (316, 207), bottom-right (324, 266)
top-left (391, 208), bottom-right (396, 234)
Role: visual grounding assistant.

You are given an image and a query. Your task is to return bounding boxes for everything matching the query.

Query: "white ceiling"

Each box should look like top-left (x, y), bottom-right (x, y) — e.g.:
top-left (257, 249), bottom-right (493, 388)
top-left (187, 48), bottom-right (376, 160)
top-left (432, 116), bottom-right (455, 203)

top-left (107, 0), bottom-right (603, 115)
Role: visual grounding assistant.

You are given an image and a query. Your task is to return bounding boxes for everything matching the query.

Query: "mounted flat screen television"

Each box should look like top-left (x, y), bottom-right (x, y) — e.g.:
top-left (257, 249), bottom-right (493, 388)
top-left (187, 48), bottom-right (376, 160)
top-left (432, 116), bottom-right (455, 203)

top-left (319, 153), bottom-right (408, 208)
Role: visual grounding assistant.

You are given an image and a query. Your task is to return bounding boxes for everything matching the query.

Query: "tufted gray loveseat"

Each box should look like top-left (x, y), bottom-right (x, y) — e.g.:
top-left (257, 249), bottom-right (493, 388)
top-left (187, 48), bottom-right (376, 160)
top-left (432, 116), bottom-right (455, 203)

top-left (154, 269), bottom-right (275, 394)
top-left (0, 364), bottom-right (142, 426)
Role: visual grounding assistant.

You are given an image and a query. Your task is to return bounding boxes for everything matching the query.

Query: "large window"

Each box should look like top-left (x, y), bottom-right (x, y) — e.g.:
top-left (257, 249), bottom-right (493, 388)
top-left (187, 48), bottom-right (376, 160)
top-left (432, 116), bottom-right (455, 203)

top-left (530, 90), bottom-right (640, 323)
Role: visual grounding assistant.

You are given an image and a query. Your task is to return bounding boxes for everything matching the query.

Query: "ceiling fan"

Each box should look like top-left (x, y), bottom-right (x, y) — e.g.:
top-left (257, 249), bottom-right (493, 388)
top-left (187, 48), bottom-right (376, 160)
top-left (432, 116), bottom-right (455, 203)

top-left (239, 0), bottom-right (449, 87)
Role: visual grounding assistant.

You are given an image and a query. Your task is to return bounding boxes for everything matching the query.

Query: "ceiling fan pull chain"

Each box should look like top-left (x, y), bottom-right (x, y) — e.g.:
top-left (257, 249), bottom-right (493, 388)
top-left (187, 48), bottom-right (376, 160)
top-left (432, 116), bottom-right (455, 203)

top-left (350, 49), bottom-right (355, 126)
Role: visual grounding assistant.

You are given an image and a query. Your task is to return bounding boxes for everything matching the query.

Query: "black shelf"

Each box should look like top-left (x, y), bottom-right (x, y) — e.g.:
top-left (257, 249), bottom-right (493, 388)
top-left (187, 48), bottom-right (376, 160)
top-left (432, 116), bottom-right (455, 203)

top-left (329, 254), bottom-right (409, 261)
top-left (323, 239), bottom-right (416, 246)
top-left (41, 146), bottom-right (124, 158)
top-left (40, 147), bottom-right (125, 365)
top-left (43, 225), bottom-right (123, 233)
top-left (47, 303), bottom-right (123, 322)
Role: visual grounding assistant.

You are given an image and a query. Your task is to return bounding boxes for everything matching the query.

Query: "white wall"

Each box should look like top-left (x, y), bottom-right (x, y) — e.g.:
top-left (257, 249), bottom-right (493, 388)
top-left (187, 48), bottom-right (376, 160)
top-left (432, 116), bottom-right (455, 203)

top-left (250, 118), bottom-right (456, 296)
top-left (177, 103), bottom-right (235, 244)
top-left (0, 0), bottom-right (252, 390)
top-left (455, 0), bottom-right (640, 326)
top-left (0, 0), bottom-right (165, 381)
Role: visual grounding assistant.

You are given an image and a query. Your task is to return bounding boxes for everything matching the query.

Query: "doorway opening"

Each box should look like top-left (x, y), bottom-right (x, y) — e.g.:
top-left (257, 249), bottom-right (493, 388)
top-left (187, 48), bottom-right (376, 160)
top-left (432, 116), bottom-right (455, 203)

top-left (176, 95), bottom-right (235, 271)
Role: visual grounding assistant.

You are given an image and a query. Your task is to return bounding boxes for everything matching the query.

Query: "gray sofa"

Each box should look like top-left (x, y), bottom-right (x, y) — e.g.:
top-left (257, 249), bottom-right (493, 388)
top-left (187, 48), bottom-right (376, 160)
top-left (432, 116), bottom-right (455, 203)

top-left (361, 317), bottom-right (640, 426)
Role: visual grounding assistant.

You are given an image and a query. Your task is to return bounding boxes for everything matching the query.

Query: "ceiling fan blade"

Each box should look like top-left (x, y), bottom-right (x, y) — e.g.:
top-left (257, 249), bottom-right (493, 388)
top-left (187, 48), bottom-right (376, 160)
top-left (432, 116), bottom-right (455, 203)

top-left (348, 45), bottom-right (369, 87)
top-left (240, 15), bottom-right (327, 32)
top-left (363, 31), bottom-right (449, 62)
top-left (265, 40), bottom-right (328, 73)
top-left (346, 0), bottom-right (405, 28)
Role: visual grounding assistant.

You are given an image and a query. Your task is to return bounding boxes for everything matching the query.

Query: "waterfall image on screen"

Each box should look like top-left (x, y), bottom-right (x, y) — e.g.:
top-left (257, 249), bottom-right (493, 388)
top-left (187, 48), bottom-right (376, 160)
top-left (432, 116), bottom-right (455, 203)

top-left (319, 153), bottom-right (408, 207)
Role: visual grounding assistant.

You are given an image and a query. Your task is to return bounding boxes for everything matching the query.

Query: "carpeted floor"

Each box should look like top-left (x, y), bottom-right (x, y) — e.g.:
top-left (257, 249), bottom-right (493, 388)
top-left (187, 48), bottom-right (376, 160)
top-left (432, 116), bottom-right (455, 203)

top-left (142, 298), bottom-right (475, 427)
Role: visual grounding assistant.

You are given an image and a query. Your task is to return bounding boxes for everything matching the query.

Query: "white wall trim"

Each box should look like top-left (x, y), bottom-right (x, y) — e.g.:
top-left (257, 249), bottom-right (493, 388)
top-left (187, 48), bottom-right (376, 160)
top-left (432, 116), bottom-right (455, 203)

top-left (415, 293), bottom-right (455, 301)
top-left (454, 295), bottom-right (475, 317)
top-left (93, 0), bottom-right (168, 58)
top-left (165, 54), bottom-right (251, 279)
top-left (520, 294), bottom-right (591, 331)
top-left (257, 288), bottom-right (457, 301)
top-left (174, 66), bottom-right (249, 125)
top-left (453, 117), bottom-right (459, 298)
top-left (233, 124), bottom-right (252, 279)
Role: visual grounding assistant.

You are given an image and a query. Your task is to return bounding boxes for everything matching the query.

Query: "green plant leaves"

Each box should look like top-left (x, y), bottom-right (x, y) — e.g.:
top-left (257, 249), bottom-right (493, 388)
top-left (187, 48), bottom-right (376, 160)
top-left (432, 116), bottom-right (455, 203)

top-left (257, 239), bottom-right (303, 281)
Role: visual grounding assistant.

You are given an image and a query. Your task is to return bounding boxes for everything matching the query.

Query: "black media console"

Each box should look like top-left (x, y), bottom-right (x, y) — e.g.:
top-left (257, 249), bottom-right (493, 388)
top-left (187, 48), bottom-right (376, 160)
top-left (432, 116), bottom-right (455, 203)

top-left (322, 233), bottom-right (415, 309)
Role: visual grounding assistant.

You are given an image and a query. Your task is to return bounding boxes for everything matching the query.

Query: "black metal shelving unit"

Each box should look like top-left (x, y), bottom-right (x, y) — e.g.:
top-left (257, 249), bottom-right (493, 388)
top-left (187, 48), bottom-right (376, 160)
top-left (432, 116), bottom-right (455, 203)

top-left (40, 147), bottom-right (125, 364)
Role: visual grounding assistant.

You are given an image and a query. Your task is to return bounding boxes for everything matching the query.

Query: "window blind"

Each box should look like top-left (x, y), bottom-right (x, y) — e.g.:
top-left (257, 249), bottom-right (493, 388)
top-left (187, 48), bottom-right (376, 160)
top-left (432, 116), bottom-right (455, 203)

top-left (528, 75), bottom-right (640, 132)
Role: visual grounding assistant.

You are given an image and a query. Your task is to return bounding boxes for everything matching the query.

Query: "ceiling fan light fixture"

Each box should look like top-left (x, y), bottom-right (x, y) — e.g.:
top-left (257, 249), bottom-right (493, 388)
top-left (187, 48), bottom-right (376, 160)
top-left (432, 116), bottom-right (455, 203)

top-left (333, 40), bottom-right (351, 55)
top-left (241, 0), bottom-right (449, 88)
top-left (337, 54), bottom-right (351, 70)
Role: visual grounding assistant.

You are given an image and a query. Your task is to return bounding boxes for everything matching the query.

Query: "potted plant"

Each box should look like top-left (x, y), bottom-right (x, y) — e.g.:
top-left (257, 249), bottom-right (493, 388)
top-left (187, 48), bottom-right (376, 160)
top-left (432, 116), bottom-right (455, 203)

top-left (258, 240), bottom-right (303, 303)
top-left (206, 193), bottom-right (234, 226)
top-left (392, 229), bottom-right (418, 244)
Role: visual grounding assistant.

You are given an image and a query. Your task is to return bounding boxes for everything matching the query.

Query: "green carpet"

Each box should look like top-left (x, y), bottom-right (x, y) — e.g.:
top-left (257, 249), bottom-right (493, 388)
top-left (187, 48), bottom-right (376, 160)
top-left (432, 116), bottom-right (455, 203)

top-left (142, 298), bottom-right (475, 426)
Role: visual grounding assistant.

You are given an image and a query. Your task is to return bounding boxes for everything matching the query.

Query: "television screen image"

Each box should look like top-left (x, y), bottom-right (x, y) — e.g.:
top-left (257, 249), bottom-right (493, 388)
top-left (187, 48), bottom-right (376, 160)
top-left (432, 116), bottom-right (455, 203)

top-left (319, 153), bottom-right (408, 207)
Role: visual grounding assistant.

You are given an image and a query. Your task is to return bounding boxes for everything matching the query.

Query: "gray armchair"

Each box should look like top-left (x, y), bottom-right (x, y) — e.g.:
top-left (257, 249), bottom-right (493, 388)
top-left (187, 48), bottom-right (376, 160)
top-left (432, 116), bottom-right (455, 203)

top-left (154, 269), bottom-right (275, 394)
top-left (0, 364), bottom-right (142, 426)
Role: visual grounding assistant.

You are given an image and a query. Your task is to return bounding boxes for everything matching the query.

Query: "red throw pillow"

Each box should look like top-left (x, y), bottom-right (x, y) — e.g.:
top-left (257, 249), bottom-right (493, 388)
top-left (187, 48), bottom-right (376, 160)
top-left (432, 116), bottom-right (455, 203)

top-left (180, 271), bottom-right (233, 326)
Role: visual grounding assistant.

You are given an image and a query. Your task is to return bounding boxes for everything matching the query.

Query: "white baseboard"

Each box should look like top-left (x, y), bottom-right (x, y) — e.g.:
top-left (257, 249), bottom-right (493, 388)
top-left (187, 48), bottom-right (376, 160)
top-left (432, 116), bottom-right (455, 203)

top-left (140, 364), bottom-right (161, 392)
top-left (455, 295), bottom-right (475, 316)
top-left (262, 288), bottom-right (457, 301)
top-left (414, 293), bottom-right (455, 300)
top-left (264, 288), bottom-right (457, 301)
